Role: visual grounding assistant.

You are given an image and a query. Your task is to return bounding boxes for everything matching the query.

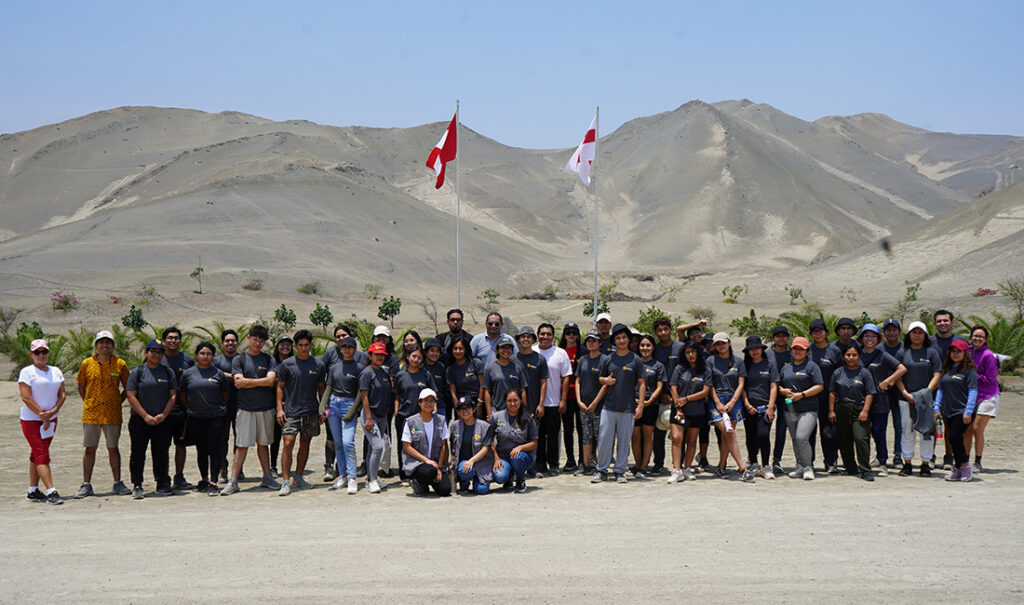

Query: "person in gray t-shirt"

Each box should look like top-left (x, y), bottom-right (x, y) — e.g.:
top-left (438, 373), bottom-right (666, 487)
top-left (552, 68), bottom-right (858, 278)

top-left (275, 331), bottom-right (326, 493)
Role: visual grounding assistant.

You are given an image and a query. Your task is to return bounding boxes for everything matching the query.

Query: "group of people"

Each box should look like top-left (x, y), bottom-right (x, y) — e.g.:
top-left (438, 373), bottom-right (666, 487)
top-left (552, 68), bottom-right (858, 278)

top-left (17, 307), bottom-right (1002, 503)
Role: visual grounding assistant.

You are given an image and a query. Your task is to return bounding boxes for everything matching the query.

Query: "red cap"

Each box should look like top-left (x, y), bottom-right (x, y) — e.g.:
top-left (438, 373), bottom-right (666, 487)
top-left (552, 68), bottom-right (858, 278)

top-left (367, 342), bottom-right (387, 354)
top-left (948, 339), bottom-right (970, 352)
top-left (791, 337), bottom-right (810, 350)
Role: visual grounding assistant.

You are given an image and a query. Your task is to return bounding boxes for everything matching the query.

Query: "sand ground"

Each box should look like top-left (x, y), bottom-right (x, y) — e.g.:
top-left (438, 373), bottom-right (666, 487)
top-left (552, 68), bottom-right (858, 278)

top-left (1, 378), bottom-right (1022, 603)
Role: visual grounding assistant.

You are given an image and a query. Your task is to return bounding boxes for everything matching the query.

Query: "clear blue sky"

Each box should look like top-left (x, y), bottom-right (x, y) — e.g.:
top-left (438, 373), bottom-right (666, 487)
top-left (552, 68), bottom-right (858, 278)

top-left (3, 1), bottom-right (1021, 148)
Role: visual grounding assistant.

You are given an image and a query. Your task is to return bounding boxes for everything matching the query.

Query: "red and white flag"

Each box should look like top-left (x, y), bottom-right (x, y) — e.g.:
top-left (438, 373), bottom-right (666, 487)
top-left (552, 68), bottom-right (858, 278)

top-left (565, 113), bottom-right (597, 186)
top-left (426, 113), bottom-right (458, 189)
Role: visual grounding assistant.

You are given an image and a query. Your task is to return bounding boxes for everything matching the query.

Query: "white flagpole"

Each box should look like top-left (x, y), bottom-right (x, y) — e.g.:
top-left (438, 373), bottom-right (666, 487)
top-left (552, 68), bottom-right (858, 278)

top-left (456, 99), bottom-right (461, 308)
top-left (592, 106), bottom-right (599, 327)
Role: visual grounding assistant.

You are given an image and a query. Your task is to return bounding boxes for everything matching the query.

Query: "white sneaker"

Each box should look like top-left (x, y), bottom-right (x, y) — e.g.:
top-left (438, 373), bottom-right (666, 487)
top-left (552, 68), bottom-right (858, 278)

top-left (220, 478), bottom-right (240, 496)
top-left (368, 480), bottom-right (381, 494)
top-left (667, 470), bottom-right (683, 484)
top-left (279, 479), bottom-right (292, 496)
top-left (788, 466), bottom-right (803, 479)
top-left (803, 467), bottom-right (815, 480)
top-left (330, 477), bottom-right (346, 490)
top-left (763, 469), bottom-right (776, 480)
top-left (347, 478), bottom-right (358, 494)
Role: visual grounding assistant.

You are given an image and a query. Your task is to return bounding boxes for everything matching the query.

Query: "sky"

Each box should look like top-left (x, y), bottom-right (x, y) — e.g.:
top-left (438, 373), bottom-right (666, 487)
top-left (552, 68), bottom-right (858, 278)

top-left (2, 1), bottom-right (1021, 149)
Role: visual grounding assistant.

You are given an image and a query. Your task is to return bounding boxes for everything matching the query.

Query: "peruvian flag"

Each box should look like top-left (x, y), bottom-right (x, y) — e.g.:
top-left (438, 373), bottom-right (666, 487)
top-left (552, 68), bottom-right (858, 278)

top-left (426, 113), bottom-right (458, 189)
top-left (565, 113), bottom-right (597, 186)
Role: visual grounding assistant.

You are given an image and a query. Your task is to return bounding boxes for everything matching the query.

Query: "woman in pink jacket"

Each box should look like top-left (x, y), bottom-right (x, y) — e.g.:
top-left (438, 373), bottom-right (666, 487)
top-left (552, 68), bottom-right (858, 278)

top-left (966, 325), bottom-right (999, 473)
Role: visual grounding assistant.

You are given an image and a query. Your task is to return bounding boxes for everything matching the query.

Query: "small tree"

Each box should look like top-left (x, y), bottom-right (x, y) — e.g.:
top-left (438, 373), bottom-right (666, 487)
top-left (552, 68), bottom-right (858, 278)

top-left (479, 289), bottom-right (501, 306)
top-left (309, 303), bottom-right (334, 334)
top-left (419, 297), bottom-right (440, 334)
top-left (582, 299), bottom-right (610, 317)
top-left (274, 304), bottom-right (297, 330)
top-left (721, 284), bottom-right (747, 304)
top-left (888, 281), bottom-right (921, 326)
top-left (0, 306), bottom-right (23, 334)
top-left (121, 305), bottom-right (147, 330)
top-left (784, 284), bottom-right (804, 306)
top-left (997, 277), bottom-right (1024, 321)
top-left (190, 256), bottom-right (204, 294)
top-left (378, 296), bottom-right (402, 329)
top-left (632, 306), bottom-right (683, 336)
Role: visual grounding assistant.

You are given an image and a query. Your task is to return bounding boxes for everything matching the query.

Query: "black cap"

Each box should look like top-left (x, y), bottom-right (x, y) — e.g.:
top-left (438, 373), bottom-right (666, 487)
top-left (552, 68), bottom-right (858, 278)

top-left (611, 323), bottom-right (631, 338)
top-left (338, 337), bottom-right (357, 348)
top-left (456, 395), bottom-right (475, 409)
top-left (835, 317), bottom-right (856, 334)
top-left (772, 325), bottom-right (790, 337)
top-left (423, 338), bottom-right (442, 350)
top-left (743, 335), bottom-right (766, 352)
top-left (881, 318), bottom-right (901, 330)
top-left (809, 318), bottom-right (827, 332)
top-left (702, 331), bottom-right (715, 343)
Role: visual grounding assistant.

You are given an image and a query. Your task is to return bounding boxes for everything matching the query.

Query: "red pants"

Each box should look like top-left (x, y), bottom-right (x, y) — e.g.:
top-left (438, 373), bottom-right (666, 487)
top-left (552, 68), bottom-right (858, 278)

top-left (21, 419), bottom-right (56, 465)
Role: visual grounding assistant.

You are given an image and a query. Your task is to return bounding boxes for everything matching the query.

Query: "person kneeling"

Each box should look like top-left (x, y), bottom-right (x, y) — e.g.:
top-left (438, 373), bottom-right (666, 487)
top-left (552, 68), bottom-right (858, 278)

top-left (491, 390), bottom-right (539, 493)
top-left (450, 396), bottom-right (494, 494)
top-left (402, 389), bottom-right (451, 496)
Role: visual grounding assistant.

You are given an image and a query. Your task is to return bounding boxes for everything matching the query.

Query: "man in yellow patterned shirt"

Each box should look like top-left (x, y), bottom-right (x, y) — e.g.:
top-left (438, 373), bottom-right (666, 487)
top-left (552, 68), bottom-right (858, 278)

top-left (74, 330), bottom-right (131, 498)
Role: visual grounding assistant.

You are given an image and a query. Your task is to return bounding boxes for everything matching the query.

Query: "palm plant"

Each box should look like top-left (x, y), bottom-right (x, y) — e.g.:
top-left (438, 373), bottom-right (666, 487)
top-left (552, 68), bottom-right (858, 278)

top-left (958, 313), bottom-right (1024, 372)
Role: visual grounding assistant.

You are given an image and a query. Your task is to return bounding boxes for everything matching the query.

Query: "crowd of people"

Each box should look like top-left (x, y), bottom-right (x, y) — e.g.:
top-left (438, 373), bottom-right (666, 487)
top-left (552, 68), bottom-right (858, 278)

top-left (17, 307), bottom-right (1002, 503)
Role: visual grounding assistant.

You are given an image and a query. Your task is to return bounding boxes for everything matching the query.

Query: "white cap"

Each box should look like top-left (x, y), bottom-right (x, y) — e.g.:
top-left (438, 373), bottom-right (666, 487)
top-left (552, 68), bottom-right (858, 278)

top-left (418, 388), bottom-right (438, 401)
top-left (94, 330), bottom-right (115, 344)
top-left (712, 332), bottom-right (731, 344)
top-left (373, 325), bottom-right (390, 337)
top-left (907, 321), bottom-right (928, 335)
top-left (30, 338), bottom-right (49, 352)
top-left (595, 312), bottom-right (612, 323)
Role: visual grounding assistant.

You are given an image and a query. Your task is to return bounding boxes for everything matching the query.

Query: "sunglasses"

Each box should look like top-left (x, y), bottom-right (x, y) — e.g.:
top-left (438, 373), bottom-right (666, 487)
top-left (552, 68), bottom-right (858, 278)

top-left (487, 322), bottom-right (501, 327)
top-left (147, 349), bottom-right (165, 355)
top-left (32, 350), bottom-right (49, 355)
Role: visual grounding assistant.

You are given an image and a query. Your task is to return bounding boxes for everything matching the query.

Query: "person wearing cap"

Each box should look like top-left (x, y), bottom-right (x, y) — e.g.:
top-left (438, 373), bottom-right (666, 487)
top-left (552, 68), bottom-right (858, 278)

top-left (358, 342), bottom-right (394, 493)
top-left (18, 339), bottom-right (67, 504)
top-left (371, 325), bottom-right (399, 375)
top-left (74, 330), bottom-right (131, 498)
top-left (159, 326), bottom-right (196, 491)
top-left (515, 326), bottom-right (549, 419)
top-left (446, 338), bottom-right (484, 419)
top-left (832, 317), bottom-right (858, 354)
top-left (481, 334), bottom-right (525, 421)
top-left (707, 332), bottom-right (753, 482)
top-left (422, 338), bottom-right (450, 421)
top-left (323, 336), bottom-right (365, 494)
top-left (222, 325), bottom-right (281, 495)
top-left (536, 323), bottom-right (572, 476)
top-left (178, 341), bottom-right (230, 496)
top-left (667, 340), bottom-right (713, 483)
top-left (934, 339), bottom-right (979, 481)
top-left (827, 344), bottom-right (877, 481)
top-left (319, 323), bottom-right (365, 483)
top-left (694, 330), bottom-right (718, 472)
top-left (270, 335), bottom-right (293, 477)
top-left (631, 334), bottom-right (666, 479)
top-left (364, 326), bottom-right (396, 479)
top-left (435, 308), bottom-right (474, 367)
top-left (808, 318), bottom-right (841, 474)
top-left (741, 335), bottom-right (778, 479)
top-left (931, 310), bottom-right (964, 470)
top-left (778, 336), bottom-right (824, 480)
top-left (880, 318), bottom-right (905, 466)
top-left (574, 330), bottom-right (608, 475)
top-left (768, 324), bottom-right (792, 476)
top-left (558, 322), bottom-right (584, 472)
top-left (323, 323), bottom-right (369, 369)
top-left (491, 390), bottom-right (539, 493)
top-left (393, 345), bottom-right (437, 483)
top-left (275, 330), bottom-right (327, 496)
top-left (675, 318), bottom-right (711, 343)
top-left (213, 329), bottom-right (240, 484)
top-left (449, 395), bottom-right (494, 494)
top-left (401, 389), bottom-right (451, 496)
top-left (966, 324), bottom-right (1000, 473)
top-left (595, 312), bottom-right (614, 355)
top-left (651, 317), bottom-right (684, 475)
top-left (895, 321), bottom-right (941, 477)
top-left (592, 323), bottom-right (646, 484)
top-left (126, 339), bottom-right (178, 498)
top-left (470, 312), bottom-right (506, 368)
top-left (857, 323), bottom-right (907, 475)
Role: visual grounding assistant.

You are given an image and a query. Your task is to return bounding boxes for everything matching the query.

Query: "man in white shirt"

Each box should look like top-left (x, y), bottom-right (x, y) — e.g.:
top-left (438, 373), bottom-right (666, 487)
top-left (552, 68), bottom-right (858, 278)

top-left (534, 323), bottom-right (572, 476)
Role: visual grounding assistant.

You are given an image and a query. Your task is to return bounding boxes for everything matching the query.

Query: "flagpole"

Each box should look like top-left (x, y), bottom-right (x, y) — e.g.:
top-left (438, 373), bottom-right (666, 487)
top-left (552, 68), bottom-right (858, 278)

top-left (456, 99), bottom-right (461, 308)
top-left (592, 106), bottom-right (599, 327)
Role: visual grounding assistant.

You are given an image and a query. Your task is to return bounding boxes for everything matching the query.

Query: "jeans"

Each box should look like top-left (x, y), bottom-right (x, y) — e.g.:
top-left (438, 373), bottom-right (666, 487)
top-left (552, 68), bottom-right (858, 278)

top-left (890, 393), bottom-right (903, 459)
top-left (394, 413), bottom-right (413, 479)
top-left (326, 396), bottom-right (358, 478)
top-left (597, 409), bottom-right (634, 474)
top-left (128, 414), bottom-right (171, 488)
top-left (493, 451), bottom-right (534, 485)
top-left (871, 411), bottom-right (890, 464)
top-left (783, 409), bottom-right (817, 470)
top-left (456, 460), bottom-right (490, 494)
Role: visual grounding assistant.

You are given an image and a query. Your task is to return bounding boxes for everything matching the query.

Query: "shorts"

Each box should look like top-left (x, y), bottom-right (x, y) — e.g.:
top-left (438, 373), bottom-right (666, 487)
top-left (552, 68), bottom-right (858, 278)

top-left (671, 412), bottom-right (705, 427)
top-left (580, 410), bottom-right (601, 445)
top-left (282, 414), bottom-right (321, 438)
top-left (976, 394), bottom-right (999, 417)
top-left (639, 402), bottom-right (659, 426)
top-left (83, 423), bottom-right (122, 448)
top-left (21, 419), bottom-right (56, 465)
top-left (235, 409), bottom-right (276, 447)
top-left (167, 414), bottom-right (189, 446)
top-left (708, 405), bottom-right (742, 425)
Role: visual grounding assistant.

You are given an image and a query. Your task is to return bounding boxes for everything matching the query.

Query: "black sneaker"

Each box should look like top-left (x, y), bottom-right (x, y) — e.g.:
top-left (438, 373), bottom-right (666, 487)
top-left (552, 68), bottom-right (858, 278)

top-left (772, 462), bottom-right (785, 476)
top-left (196, 480), bottom-right (211, 492)
top-left (898, 462), bottom-right (913, 476)
top-left (514, 479), bottom-right (528, 493)
top-left (173, 475), bottom-right (193, 491)
top-left (47, 491), bottom-right (64, 505)
top-left (827, 464), bottom-right (841, 475)
top-left (26, 490), bottom-right (47, 503)
top-left (649, 465), bottom-right (666, 476)
top-left (920, 463), bottom-right (932, 477)
top-left (699, 457), bottom-right (712, 472)
top-left (156, 483), bottom-right (175, 496)
top-left (860, 471), bottom-right (875, 482)
top-left (561, 463), bottom-right (578, 472)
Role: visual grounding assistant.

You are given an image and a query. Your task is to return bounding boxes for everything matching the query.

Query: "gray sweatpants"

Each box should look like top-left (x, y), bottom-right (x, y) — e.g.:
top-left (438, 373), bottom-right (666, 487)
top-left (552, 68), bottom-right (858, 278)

top-left (784, 409), bottom-right (818, 470)
top-left (363, 415), bottom-right (390, 480)
top-left (597, 409), bottom-right (634, 474)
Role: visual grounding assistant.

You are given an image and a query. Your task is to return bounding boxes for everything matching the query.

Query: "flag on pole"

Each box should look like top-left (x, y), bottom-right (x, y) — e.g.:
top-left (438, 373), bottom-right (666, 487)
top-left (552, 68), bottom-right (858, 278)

top-left (565, 113), bottom-right (597, 186)
top-left (426, 113), bottom-right (458, 189)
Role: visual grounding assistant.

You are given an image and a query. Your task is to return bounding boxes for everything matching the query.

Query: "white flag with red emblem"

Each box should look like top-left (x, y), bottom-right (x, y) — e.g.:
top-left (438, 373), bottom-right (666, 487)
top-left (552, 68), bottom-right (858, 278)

top-left (426, 113), bottom-right (458, 189)
top-left (565, 113), bottom-right (597, 186)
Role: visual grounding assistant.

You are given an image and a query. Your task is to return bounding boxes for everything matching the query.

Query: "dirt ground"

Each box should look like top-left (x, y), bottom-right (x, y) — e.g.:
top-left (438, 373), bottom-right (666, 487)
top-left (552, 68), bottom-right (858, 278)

top-left (1, 377), bottom-right (1022, 603)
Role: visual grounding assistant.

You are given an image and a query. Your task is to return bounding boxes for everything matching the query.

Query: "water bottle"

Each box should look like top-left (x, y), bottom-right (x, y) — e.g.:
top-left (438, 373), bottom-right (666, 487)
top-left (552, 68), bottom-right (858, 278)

top-left (935, 417), bottom-right (944, 439)
top-left (784, 397), bottom-right (794, 405)
top-left (723, 414), bottom-right (734, 433)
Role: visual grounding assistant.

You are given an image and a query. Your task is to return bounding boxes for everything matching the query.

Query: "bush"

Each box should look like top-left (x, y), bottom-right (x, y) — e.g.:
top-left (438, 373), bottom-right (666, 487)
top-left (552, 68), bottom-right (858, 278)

top-left (582, 299), bottom-right (609, 317)
top-left (363, 283), bottom-right (383, 300)
top-left (685, 307), bottom-right (716, 322)
top-left (309, 303), bottom-right (334, 334)
top-left (242, 277), bottom-right (263, 291)
top-left (51, 289), bottom-right (79, 312)
top-left (632, 306), bottom-right (683, 336)
top-left (479, 289), bottom-right (500, 306)
top-left (721, 284), bottom-right (747, 304)
top-left (378, 296), bottom-right (401, 328)
top-left (297, 281), bottom-right (321, 295)
top-left (135, 285), bottom-right (158, 305)
top-left (274, 304), bottom-right (297, 330)
top-left (729, 309), bottom-right (778, 340)
top-left (121, 305), bottom-right (147, 330)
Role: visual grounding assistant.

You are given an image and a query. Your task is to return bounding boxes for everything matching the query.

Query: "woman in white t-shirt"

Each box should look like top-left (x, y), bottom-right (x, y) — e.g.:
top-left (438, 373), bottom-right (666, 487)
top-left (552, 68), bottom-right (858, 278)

top-left (18, 339), bottom-right (67, 505)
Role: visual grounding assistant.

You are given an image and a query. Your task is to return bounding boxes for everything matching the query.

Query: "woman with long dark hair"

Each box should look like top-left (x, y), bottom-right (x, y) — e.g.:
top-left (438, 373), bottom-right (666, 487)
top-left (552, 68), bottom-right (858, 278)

top-left (446, 339), bottom-right (484, 418)
top-left (741, 336), bottom-right (777, 479)
top-left (491, 390), bottom-right (538, 493)
top-left (934, 340), bottom-right (979, 481)
top-left (631, 334), bottom-right (665, 479)
top-left (667, 340), bottom-right (712, 483)
top-left (896, 322), bottom-right (941, 477)
top-left (559, 323), bottom-right (583, 472)
top-left (178, 341), bottom-right (230, 495)
top-left (966, 325), bottom-right (999, 473)
top-left (708, 333), bottom-right (753, 482)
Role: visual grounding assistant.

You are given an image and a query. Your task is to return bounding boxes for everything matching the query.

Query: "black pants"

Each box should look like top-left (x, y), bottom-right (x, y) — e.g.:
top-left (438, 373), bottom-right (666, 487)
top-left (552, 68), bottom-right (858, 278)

top-left (270, 421), bottom-right (282, 469)
top-left (945, 413), bottom-right (973, 466)
top-left (744, 412), bottom-right (771, 467)
top-left (561, 403), bottom-right (583, 467)
top-left (409, 462), bottom-right (451, 496)
top-left (835, 402), bottom-right (871, 474)
top-left (817, 401), bottom-right (838, 467)
top-left (536, 408), bottom-right (560, 471)
top-left (190, 415), bottom-right (225, 482)
top-left (652, 426), bottom-right (667, 468)
top-left (219, 398), bottom-right (237, 475)
top-left (129, 414), bottom-right (171, 488)
top-left (394, 414), bottom-right (412, 479)
top-left (773, 409), bottom-right (787, 464)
